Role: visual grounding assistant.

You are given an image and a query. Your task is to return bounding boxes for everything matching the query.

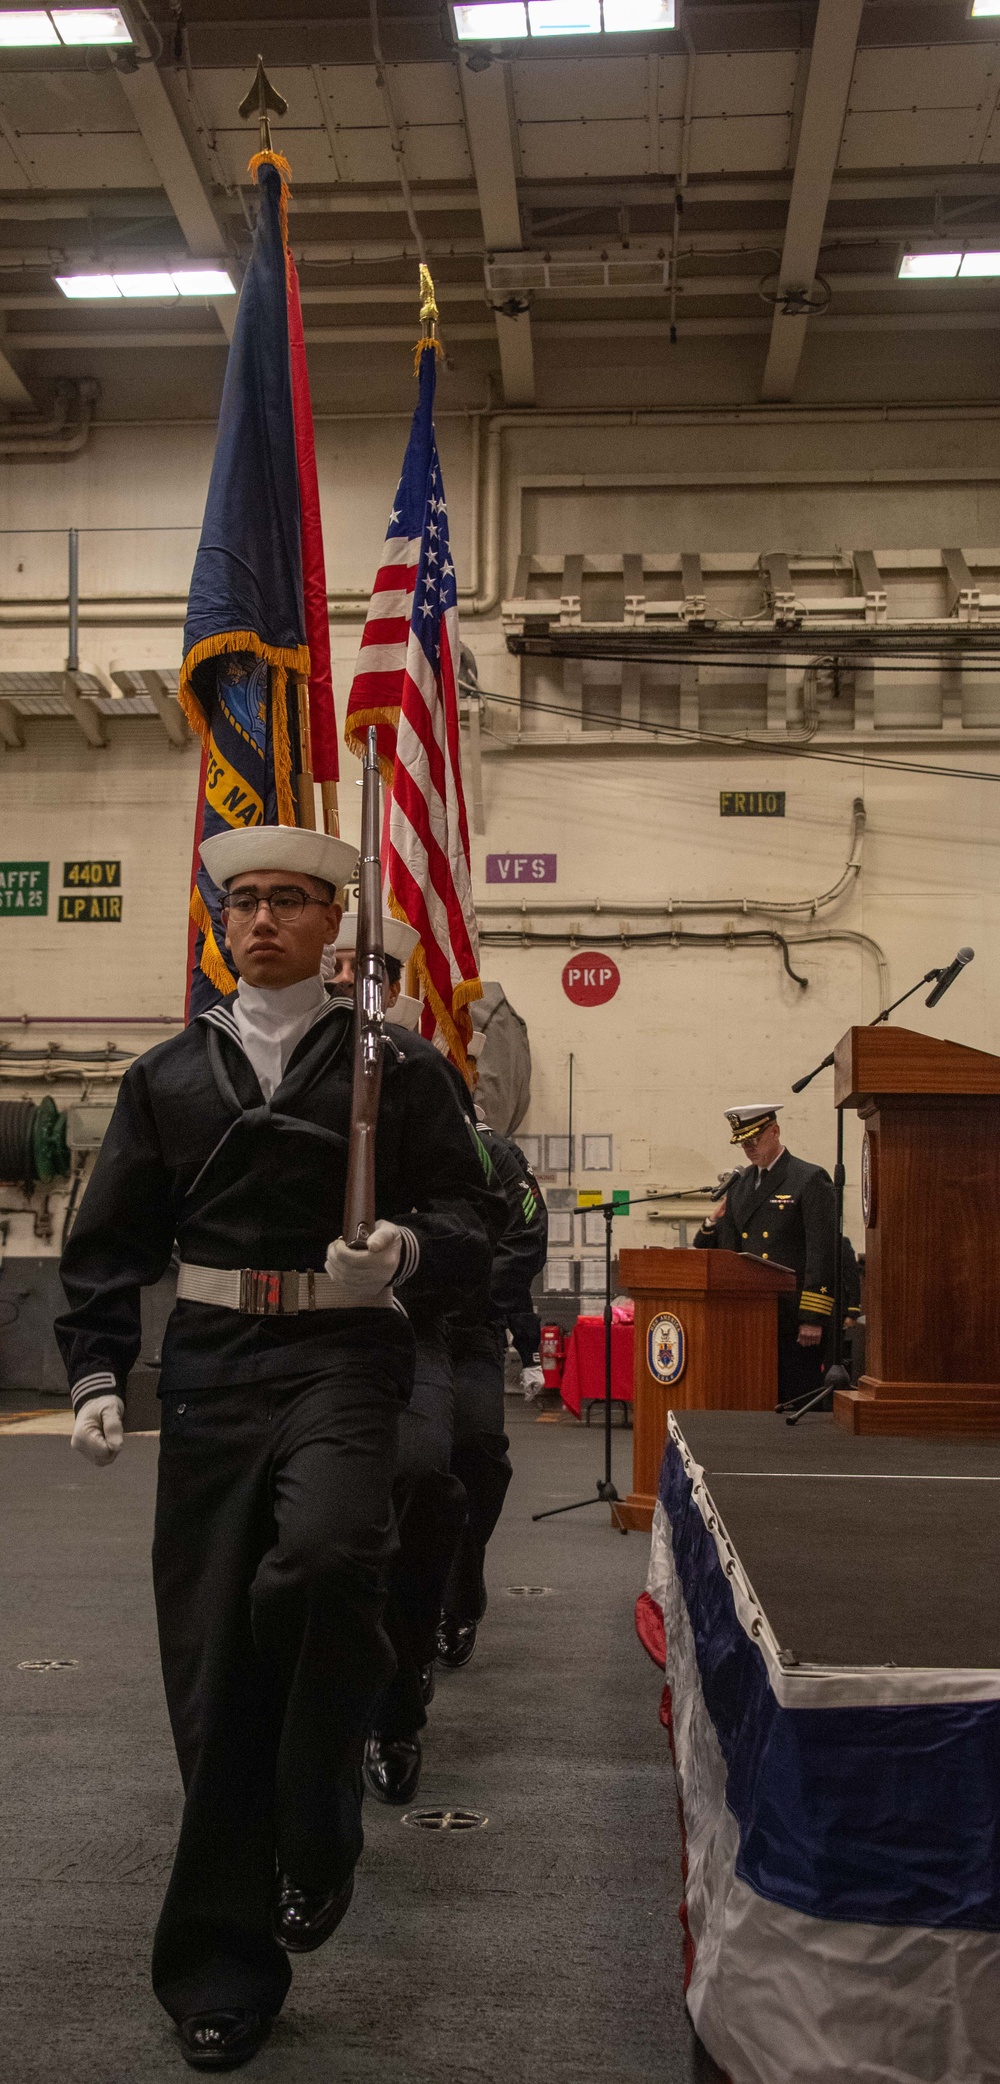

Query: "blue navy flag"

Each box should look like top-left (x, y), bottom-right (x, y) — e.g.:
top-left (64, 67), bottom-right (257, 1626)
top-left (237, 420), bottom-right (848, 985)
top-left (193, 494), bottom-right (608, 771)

top-left (180, 154), bottom-right (310, 1016)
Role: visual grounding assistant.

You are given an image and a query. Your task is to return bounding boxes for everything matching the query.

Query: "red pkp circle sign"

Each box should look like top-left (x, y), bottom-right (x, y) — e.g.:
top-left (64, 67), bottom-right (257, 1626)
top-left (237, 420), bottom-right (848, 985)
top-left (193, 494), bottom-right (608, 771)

top-left (562, 952), bottom-right (620, 1006)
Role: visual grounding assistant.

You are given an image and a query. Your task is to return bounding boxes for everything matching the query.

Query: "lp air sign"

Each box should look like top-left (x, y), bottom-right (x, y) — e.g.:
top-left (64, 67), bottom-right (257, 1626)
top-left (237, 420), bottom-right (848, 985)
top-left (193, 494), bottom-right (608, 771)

top-left (562, 952), bottom-right (620, 1007)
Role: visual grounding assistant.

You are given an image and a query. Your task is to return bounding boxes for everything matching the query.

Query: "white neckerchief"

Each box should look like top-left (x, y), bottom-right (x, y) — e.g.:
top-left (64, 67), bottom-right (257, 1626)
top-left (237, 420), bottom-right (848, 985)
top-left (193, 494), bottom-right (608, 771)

top-left (233, 973), bottom-right (328, 1101)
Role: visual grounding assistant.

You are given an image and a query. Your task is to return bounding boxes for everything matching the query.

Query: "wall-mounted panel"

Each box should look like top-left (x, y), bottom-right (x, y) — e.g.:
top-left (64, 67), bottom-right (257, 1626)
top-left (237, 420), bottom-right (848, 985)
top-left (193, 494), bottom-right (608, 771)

top-left (691, 50), bottom-right (797, 121)
top-left (17, 134), bottom-right (160, 189)
top-left (839, 107), bottom-right (981, 168)
top-left (511, 55), bottom-right (650, 123)
top-left (847, 43), bottom-right (997, 115)
top-left (688, 114), bottom-right (791, 175)
top-left (516, 116), bottom-right (650, 180)
top-left (0, 70), bottom-right (140, 133)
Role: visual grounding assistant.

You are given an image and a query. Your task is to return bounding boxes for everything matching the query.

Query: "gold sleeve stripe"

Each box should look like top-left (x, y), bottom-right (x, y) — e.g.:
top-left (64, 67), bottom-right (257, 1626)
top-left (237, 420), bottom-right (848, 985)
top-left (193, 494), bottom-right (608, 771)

top-left (800, 1292), bottom-right (834, 1315)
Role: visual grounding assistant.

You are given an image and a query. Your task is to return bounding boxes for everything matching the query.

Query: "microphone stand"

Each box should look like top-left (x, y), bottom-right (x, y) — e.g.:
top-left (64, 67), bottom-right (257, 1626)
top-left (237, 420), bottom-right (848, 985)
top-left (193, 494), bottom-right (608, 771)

top-left (532, 1192), bottom-right (674, 1526)
top-left (785, 965), bottom-right (944, 1425)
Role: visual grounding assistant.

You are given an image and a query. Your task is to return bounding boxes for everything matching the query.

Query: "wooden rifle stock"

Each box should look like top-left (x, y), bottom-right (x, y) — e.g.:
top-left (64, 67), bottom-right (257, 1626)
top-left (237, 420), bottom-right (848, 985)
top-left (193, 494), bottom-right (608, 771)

top-left (343, 726), bottom-right (386, 1248)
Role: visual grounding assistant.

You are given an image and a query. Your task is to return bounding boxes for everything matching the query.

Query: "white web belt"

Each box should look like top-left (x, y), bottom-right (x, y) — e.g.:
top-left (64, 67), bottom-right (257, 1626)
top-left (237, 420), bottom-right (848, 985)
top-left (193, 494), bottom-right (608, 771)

top-left (176, 1262), bottom-right (341, 1316)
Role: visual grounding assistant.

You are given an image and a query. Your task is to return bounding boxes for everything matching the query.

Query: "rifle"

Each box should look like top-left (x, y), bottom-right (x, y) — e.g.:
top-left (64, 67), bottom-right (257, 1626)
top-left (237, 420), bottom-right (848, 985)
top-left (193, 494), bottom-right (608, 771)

top-left (343, 726), bottom-right (386, 1247)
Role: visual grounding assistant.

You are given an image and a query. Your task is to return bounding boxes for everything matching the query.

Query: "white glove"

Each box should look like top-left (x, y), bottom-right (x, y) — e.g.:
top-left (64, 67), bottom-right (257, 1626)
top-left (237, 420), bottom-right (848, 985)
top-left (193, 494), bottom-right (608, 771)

top-left (324, 1220), bottom-right (402, 1308)
top-left (520, 1364), bottom-right (546, 1401)
top-left (71, 1394), bottom-right (125, 1467)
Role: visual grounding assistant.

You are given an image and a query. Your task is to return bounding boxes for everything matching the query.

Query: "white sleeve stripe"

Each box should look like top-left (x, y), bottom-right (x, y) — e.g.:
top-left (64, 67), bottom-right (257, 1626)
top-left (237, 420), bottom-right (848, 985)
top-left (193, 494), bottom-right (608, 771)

top-left (71, 1371), bottom-right (118, 1411)
top-left (394, 1227), bottom-right (420, 1286)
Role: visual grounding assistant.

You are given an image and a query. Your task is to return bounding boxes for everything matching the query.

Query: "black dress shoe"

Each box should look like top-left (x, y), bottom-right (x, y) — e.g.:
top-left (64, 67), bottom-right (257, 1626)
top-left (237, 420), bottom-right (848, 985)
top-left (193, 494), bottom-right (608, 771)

top-left (362, 1730), bottom-right (422, 1805)
top-left (178, 2011), bottom-right (271, 2072)
top-left (435, 1614), bottom-right (478, 1669)
top-left (274, 1870), bottom-right (354, 1954)
top-left (420, 1660), bottom-right (436, 1707)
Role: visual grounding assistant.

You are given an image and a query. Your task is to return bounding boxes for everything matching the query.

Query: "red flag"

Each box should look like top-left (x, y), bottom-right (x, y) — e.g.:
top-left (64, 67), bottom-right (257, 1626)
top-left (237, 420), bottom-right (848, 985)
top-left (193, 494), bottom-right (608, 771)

top-left (286, 248), bottom-right (337, 784)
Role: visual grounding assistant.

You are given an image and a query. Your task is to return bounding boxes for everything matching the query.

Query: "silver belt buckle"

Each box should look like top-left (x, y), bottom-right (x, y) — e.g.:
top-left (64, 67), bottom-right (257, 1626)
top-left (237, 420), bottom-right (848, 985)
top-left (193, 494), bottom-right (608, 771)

top-left (239, 1269), bottom-right (296, 1316)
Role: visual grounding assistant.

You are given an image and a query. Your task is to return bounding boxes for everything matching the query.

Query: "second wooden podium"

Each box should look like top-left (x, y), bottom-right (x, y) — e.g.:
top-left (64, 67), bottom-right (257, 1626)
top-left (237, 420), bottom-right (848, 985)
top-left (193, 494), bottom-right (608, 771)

top-left (834, 1024), bottom-right (1000, 1436)
top-left (616, 1247), bottom-right (795, 1531)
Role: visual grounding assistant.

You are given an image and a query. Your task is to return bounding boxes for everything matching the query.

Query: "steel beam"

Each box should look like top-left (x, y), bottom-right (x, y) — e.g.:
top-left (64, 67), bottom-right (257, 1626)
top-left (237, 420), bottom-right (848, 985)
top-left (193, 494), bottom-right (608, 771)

top-left (761, 0), bottom-right (864, 403)
top-left (460, 61), bottom-right (535, 406)
top-left (115, 65), bottom-right (236, 344)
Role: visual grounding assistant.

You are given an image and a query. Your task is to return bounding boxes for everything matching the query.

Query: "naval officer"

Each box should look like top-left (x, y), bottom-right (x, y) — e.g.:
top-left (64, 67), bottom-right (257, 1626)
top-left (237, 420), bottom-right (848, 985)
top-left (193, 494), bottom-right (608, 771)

top-left (694, 1103), bottom-right (837, 1408)
top-left (55, 824), bottom-right (503, 2074)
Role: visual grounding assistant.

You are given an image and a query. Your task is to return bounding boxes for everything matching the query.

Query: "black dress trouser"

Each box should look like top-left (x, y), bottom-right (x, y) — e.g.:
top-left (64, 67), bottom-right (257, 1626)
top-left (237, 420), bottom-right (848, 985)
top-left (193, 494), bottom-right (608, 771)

top-left (150, 1351), bottom-right (410, 2024)
top-left (376, 1334), bottom-right (467, 1742)
top-left (442, 1324), bottom-right (512, 1625)
top-left (777, 1330), bottom-right (825, 1408)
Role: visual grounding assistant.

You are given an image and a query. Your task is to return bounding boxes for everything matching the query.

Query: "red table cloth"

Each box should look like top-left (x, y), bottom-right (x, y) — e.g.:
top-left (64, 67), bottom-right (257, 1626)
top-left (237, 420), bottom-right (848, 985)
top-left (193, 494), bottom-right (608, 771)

top-left (559, 1316), bottom-right (634, 1418)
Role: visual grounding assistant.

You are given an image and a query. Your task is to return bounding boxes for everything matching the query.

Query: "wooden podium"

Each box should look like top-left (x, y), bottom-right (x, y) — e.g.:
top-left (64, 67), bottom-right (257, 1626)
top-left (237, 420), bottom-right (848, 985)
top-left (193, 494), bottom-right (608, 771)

top-left (834, 1024), bottom-right (1000, 1436)
top-left (616, 1248), bottom-right (796, 1531)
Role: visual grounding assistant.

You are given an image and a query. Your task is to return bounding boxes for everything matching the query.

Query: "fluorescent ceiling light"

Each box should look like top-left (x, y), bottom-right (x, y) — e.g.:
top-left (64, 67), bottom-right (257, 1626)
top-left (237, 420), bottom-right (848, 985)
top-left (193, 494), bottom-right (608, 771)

top-left (898, 252), bottom-right (961, 279)
top-left (453, 1), bottom-right (528, 34)
top-left (958, 250), bottom-right (1000, 275)
top-left (0, 10), bottom-right (58, 42)
top-left (528, 0), bottom-right (601, 32)
top-left (0, 4), bottom-right (129, 41)
top-left (57, 267), bottom-right (236, 299)
top-left (171, 267), bottom-right (236, 296)
top-left (56, 273), bottom-right (122, 298)
top-left (602, 0), bottom-right (673, 23)
top-left (114, 271), bottom-right (178, 297)
top-left (451, 0), bottom-right (672, 35)
top-left (51, 5), bottom-right (130, 38)
top-left (971, 1), bottom-right (1000, 15)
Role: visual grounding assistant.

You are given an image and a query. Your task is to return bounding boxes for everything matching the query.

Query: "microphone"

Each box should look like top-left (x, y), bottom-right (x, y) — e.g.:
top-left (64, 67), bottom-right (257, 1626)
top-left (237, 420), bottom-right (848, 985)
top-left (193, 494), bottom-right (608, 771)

top-left (710, 1168), bottom-right (740, 1202)
top-left (925, 947), bottom-right (974, 1008)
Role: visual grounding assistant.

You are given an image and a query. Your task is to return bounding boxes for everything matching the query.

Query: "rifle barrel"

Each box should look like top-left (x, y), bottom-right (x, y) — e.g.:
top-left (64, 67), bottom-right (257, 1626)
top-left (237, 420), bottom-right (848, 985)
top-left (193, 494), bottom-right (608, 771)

top-left (343, 726), bottom-right (386, 1248)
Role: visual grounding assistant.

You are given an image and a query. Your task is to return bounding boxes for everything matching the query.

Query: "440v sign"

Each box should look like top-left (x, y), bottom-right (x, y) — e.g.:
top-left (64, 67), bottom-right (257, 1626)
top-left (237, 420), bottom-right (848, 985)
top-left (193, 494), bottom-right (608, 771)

top-left (562, 953), bottom-right (620, 1006)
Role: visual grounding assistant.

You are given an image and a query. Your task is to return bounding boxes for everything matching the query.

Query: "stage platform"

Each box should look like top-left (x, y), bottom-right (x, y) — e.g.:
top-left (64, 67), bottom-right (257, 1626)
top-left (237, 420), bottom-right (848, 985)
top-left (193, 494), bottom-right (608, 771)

top-left (639, 1410), bottom-right (1000, 2084)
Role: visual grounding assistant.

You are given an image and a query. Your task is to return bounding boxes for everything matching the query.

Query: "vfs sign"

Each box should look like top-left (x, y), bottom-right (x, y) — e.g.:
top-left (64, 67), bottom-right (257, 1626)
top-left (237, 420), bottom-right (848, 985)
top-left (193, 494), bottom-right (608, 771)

top-left (562, 953), bottom-right (620, 1006)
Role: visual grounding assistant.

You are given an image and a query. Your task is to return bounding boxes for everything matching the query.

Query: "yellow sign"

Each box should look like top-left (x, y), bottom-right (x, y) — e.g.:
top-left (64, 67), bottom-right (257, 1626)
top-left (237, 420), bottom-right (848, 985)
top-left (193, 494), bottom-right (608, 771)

top-left (58, 893), bottom-right (122, 922)
top-left (206, 739), bottom-right (263, 828)
top-left (577, 1190), bottom-right (603, 1208)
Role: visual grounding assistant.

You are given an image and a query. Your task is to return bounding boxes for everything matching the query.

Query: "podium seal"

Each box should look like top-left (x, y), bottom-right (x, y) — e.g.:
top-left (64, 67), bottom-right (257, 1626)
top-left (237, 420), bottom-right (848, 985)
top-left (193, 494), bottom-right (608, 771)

top-left (647, 1311), bottom-right (686, 1385)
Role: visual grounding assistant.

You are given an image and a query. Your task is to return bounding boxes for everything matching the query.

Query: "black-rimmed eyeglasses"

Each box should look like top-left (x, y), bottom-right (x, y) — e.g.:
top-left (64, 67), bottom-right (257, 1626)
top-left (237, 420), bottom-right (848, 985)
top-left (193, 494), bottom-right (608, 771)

top-left (221, 885), bottom-right (332, 922)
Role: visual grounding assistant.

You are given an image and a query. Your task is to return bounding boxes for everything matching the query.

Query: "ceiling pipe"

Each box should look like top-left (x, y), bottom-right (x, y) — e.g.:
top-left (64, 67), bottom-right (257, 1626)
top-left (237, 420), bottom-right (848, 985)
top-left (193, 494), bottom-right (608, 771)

top-left (0, 380), bottom-right (98, 456)
top-left (477, 800), bottom-right (866, 922)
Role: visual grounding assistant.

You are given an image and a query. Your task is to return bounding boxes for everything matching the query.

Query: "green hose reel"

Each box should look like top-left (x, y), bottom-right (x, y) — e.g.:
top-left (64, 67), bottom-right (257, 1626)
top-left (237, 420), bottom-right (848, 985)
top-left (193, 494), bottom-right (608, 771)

top-left (0, 1097), bottom-right (71, 1189)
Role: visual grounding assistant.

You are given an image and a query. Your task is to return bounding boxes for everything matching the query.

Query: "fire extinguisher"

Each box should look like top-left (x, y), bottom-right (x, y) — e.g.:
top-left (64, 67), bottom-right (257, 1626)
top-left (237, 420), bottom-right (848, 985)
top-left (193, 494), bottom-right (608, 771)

top-left (540, 1322), bottom-right (565, 1391)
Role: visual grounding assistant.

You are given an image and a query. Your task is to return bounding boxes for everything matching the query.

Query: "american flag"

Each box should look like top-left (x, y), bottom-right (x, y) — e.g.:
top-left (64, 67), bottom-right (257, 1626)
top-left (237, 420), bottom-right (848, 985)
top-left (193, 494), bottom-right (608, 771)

top-left (345, 346), bottom-right (482, 1071)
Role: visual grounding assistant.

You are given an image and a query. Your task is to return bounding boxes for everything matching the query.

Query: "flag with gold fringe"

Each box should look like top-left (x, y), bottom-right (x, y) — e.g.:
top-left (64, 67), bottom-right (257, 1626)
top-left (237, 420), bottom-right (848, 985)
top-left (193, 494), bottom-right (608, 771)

top-left (180, 149), bottom-right (337, 1017)
top-left (344, 324), bottom-right (482, 1075)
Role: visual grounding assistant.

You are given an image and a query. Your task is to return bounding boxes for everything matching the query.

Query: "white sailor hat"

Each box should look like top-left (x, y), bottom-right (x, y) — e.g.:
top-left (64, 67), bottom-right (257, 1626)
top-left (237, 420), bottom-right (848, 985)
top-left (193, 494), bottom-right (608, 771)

top-left (725, 1103), bottom-right (782, 1146)
top-left (386, 993), bottom-right (421, 1031)
top-left (335, 912), bottom-right (420, 964)
top-left (200, 824), bottom-right (358, 895)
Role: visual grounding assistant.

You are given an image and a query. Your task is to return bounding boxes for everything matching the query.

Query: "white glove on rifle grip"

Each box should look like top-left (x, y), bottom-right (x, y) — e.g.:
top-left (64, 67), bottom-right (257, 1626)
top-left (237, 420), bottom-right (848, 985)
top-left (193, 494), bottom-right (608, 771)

top-left (72, 1394), bottom-right (125, 1467)
top-left (520, 1364), bottom-right (546, 1401)
top-left (324, 1220), bottom-right (403, 1307)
